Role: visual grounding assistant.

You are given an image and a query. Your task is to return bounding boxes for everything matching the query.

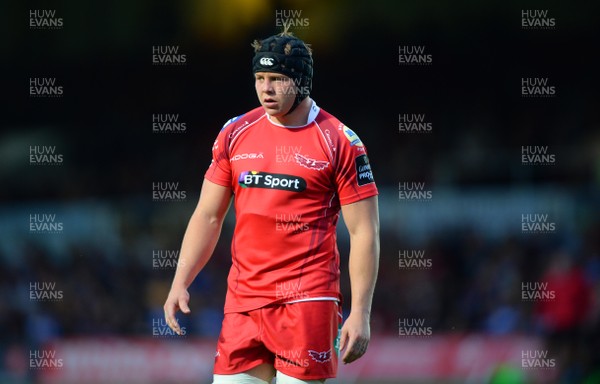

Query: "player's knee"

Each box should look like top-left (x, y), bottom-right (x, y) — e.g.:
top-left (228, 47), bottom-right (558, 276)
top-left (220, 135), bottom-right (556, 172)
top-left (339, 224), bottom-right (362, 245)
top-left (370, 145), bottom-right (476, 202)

top-left (276, 371), bottom-right (325, 383)
top-left (213, 372), bottom-right (271, 384)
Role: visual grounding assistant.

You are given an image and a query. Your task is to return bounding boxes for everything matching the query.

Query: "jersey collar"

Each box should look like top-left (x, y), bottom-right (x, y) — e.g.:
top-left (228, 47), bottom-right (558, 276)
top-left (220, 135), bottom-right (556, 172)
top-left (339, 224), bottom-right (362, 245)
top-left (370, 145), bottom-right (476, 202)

top-left (266, 100), bottom-right (320, 129)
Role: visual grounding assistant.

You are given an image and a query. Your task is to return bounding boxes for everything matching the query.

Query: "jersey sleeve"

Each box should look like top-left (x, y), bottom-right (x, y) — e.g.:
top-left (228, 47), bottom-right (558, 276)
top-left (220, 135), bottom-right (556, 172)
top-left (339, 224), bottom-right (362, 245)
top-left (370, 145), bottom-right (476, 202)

top-left (204, 124), bottom-right (233, 187)
top-left (335, 125), bottom-right (378, 205)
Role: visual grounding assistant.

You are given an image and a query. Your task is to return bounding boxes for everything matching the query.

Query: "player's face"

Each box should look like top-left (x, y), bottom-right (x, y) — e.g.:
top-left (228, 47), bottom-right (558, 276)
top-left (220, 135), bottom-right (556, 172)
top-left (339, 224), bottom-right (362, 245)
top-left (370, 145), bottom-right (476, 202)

top-left (255, 72), bottom-right (296, 117)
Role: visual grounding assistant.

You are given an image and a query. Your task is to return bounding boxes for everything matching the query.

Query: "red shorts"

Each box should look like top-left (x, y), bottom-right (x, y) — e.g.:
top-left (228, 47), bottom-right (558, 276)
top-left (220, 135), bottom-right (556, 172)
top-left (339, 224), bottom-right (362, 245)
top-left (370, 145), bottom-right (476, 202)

top-left (214, 300), bottom-right (342, 380)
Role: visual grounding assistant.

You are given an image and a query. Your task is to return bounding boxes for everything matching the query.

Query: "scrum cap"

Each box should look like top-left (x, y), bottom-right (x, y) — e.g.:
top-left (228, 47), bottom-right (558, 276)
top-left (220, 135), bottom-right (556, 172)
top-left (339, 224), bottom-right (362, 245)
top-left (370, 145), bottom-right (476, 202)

top-left (252, 32), bottom-right (313, 112)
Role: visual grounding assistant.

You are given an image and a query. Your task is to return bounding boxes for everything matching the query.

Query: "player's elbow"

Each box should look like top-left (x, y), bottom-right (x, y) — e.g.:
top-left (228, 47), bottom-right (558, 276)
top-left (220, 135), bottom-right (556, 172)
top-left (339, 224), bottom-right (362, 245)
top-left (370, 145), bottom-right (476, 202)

top-left (348, 216), bottom-right (379, 239)
top-left (349, 222), bottom-right (379, 250)
top-left (192, 207), bottom-right (225, 228)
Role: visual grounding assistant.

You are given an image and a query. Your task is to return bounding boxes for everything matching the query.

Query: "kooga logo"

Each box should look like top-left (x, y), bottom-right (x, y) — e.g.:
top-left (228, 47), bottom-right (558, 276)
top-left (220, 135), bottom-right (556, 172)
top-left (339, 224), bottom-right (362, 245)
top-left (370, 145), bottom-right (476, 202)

top-left (238, 171), bottom-right (306, 192)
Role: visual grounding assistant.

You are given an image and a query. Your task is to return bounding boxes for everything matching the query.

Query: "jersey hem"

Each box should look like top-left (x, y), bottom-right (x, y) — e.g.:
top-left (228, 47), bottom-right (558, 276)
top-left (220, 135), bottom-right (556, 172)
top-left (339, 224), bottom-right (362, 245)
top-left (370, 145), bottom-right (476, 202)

top-left (283, 296), bottom-right (339, 304)
top-left (213, 360), bottom-right (272, 376)
top-left (223, 293), bottom-right (342, 314)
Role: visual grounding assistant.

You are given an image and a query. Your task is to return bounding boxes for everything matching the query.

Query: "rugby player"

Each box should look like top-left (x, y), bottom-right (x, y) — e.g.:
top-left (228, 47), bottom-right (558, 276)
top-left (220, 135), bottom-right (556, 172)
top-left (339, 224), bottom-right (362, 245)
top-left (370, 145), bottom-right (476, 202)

top-left (164, 28), bottom-right (379, 383)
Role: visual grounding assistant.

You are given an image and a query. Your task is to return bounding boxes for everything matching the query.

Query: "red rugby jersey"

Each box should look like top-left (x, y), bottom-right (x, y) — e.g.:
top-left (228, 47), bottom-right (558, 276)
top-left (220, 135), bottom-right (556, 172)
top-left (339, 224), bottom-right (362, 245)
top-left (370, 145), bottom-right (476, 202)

top-left (205, 101), bottom-right (378, 314)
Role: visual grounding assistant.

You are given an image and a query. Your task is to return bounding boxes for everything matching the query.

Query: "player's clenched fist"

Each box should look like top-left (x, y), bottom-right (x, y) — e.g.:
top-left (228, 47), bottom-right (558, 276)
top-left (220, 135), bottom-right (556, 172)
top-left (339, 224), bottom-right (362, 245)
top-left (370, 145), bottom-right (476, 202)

top-left (163, 287), bottom-right (191, 335)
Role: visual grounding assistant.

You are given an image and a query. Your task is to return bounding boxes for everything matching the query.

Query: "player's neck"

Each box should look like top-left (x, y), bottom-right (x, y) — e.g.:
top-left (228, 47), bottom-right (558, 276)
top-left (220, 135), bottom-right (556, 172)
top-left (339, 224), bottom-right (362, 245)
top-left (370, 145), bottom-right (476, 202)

top-left (270, 98), bottom-right (312, 127)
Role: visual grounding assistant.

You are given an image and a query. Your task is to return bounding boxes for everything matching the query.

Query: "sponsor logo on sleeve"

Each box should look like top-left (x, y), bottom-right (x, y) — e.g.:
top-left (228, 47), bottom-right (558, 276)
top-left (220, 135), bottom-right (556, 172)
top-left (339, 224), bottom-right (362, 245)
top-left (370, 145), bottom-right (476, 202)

top-left (238, 171), bottom-right (306, 192)
top-left (355, 155), bottom-right (374, 186)
top-left (221, 114), bottom-right (243, 130)
top-left (342, 125), bottom-right (364, 147)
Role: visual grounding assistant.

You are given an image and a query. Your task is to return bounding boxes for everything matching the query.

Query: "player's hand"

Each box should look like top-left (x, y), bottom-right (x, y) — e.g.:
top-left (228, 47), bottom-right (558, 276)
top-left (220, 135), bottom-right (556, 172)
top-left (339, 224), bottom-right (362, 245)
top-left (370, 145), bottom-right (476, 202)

top-left (163, 287), bottom-right (191, 335)
top-left (339, 311), bottom-right (370, 364)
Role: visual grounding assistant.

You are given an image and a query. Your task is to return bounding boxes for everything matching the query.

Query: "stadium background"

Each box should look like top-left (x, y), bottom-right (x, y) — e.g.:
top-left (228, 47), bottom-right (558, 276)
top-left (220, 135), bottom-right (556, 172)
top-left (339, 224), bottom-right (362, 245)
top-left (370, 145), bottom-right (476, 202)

top-left (1, 0), bottom-right (599, 383)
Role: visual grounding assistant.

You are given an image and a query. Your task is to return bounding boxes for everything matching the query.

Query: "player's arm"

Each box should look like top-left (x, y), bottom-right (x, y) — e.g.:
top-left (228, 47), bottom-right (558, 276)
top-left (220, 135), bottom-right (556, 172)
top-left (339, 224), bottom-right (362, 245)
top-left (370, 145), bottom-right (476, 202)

top-left (164, 178), bottom-right (232, 335)
top-left (339, 195), bottom-right (380, 364)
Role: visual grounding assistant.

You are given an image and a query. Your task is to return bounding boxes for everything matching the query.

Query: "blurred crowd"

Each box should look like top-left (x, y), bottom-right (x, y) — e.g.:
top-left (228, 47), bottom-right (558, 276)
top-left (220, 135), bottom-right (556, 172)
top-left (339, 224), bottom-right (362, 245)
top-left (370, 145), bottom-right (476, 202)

top-left (1, 199), bottom-right (599, 382)
top-left (3, 3), bottom-right (600, 382)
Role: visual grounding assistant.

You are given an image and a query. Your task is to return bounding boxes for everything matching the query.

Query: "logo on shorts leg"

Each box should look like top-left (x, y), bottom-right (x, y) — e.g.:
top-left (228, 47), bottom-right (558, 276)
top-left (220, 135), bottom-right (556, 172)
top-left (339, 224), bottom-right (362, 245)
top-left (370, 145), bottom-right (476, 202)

top-left (308, 349), bottom-right (332, 363)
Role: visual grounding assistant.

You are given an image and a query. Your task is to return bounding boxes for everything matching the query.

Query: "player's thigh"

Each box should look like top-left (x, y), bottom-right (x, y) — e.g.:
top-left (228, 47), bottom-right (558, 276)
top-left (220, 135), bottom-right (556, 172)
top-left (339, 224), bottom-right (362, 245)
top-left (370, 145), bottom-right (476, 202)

top-left (263, 301), bottom-right (341, 381)
top-left (213, 364), bottom-right (274, 383)
top-left (276, 370), bottom-right (326, 383)
top-left (214, 311), bottom-right (275, 376)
